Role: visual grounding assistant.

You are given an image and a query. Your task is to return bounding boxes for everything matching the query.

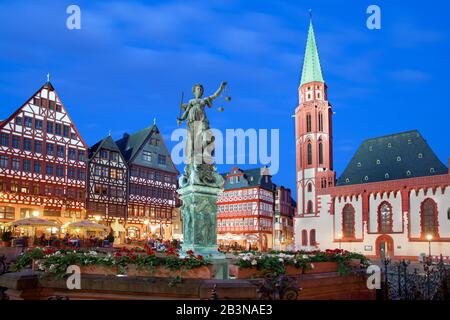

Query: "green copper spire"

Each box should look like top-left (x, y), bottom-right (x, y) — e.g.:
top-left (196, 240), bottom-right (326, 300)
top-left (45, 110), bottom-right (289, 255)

top-left (300, 14), bottom-right (324, 86)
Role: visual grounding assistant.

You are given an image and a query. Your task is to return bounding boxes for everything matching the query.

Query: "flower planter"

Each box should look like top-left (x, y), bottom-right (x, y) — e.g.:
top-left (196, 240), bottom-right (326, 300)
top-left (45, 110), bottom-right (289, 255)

top-left (303, 262), bottom-right (339, 274)
top-left (285, 265), bottom-right (303, 276)
top-left (79, 265), bottom-right (118, 276)
top-left (228, 264), bottom-right (265, 279)
top-left (126, 265), bottom-right (213, 279)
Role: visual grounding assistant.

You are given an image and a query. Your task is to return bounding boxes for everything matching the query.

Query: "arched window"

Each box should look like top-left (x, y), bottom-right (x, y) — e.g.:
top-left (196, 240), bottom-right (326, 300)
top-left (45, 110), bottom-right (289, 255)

top-left (318, 113), bottom-right (323, 131)
top-left (318, 142), bottom-right (323, 165)
top-left (421, 198), bottom-right (439, 238)
top-left (306, 114), bottom-right (312, 132)
top-left (378, 202), bottom-right (393, 233)
top-left (301, 229), bottom-right (308, 246)
top-left (307, 183), bottom-right (312, 192)
top-left (307, 143), bottom-right (312, 165)
top-left (310, 229), bottom-right (316, 246)
top-left (342, 204), bottom-right (355, 238)
top-left (307, 200), bottom-right (313, 214)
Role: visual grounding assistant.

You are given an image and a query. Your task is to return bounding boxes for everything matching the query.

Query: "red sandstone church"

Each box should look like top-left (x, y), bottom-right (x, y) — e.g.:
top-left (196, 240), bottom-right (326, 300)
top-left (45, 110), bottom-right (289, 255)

top-left (294, 18), bottom-right (450, 261)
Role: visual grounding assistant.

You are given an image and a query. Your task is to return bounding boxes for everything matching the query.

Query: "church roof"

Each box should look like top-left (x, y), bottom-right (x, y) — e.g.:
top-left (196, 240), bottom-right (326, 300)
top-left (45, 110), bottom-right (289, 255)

top-left (336, 130), bottom-right (448, 186)
top-left (300, 18), bottom-right (324, 86)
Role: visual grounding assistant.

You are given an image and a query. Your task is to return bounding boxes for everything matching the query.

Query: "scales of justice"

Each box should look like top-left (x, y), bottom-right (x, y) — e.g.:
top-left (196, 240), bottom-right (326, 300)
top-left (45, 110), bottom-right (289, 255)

top-left (176, 81), bottom-right (231, 275)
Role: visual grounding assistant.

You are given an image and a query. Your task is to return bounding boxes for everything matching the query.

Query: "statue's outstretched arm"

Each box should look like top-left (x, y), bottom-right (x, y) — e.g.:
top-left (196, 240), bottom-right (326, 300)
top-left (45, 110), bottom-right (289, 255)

top-left (207, 81), bottom-right (227, 102)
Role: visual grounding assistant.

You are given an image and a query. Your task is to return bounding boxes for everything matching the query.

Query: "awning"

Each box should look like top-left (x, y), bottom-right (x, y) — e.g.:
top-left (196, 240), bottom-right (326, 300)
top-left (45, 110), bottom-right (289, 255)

top-left (7, 217), bottom-right (60, 228)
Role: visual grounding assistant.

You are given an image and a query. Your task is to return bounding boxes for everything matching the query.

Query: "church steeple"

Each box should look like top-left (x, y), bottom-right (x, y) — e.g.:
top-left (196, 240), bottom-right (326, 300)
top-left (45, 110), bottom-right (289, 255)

top-left (300, 15), bottom-right (324, 87)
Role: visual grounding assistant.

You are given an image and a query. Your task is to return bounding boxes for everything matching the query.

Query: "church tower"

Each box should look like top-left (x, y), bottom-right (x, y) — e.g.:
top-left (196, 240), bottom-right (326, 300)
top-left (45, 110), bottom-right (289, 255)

top-left (295, 15), bottom-right (335, 218)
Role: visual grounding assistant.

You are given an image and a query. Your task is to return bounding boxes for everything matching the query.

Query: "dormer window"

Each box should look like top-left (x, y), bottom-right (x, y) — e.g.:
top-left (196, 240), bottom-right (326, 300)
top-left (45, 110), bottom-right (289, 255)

top-left (345, 178), bottom-right (350, 183)
top-left (364, 176), bottom-right (369, 181)
top-left (376, 159), bottom-right (381, 165)
top-left (430, 168), bottom-right (435, 173)
top-left (387, 143), bottom-right (392, 148)
top-left (406, 170), bottom-right (411, 176)
top-left (418, 153), bottom-right (423, 159)
top-left (385, 173), bottom-right (390, 179)
top-left (357, 162), bottom-right (362, 167)
top-left (408, 139), bottom-right (412, 144)
top-left (369, 146), bottom-right (373, 151)
top-left (396, 156), bottom-right (401, 162)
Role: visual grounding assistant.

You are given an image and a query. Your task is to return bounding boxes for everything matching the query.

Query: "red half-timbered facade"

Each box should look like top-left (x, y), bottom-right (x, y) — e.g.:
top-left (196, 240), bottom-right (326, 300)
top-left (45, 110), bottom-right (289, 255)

top-left (0, 81), bottom-right (87, 224)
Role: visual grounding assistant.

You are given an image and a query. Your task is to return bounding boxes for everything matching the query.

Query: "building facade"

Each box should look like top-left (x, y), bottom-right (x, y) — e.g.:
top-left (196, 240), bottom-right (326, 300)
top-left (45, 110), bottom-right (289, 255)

top-left (273, 186), bottom-right (296, 251)
top-left (0, 81), bottom-right (87, 229)
top-left (115, 125), bottom-right (178, 240)
top-left (294, 18), bottom-right (450, 260)
top-left (217, 167), bottom-right (294, 251)
top-left (86, 135), bottom-right (128, 234)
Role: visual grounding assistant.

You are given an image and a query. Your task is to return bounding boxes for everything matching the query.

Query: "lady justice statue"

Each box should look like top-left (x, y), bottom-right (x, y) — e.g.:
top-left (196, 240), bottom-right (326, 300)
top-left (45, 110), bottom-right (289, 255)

top-left (177, 81), bottom-right (227, 188)
top-left (176, 82), bottom-right (228, 265)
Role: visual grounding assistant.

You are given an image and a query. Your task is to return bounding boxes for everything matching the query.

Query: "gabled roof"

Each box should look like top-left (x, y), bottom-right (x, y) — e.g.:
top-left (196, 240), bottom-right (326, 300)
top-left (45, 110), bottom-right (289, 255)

top-left (115, 125), bottom-right (156, 162)
top-left (88, 135), bottom-right (122, 160)
top-left (221, 167), bottom-right (275, 191)
top-left (300, 18), bottom-right (324, 86)
top-left (336, 130), bottom-right (448, 186)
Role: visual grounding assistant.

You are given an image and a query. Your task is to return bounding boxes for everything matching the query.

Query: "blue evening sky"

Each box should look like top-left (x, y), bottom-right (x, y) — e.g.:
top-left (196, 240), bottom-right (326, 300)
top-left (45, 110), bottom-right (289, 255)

top-left (0, 0), bottom-right (449, 195)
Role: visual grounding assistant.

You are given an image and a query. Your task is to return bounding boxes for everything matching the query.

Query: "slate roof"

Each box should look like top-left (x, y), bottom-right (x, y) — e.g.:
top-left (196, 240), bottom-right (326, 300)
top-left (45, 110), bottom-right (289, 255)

top-left (88, 135), bottom-right (122, 159)
top-left (336, 130), bottom-right (448, 186)
top-left (221, 167), bottom-right (275, 191)
top-left (115, 125), bottom-right (156, 162)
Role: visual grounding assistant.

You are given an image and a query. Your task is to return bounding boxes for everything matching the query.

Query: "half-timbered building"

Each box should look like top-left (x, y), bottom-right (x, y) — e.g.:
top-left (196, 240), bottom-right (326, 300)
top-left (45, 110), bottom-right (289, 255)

top-left (0, 81), bottom-right (87, 227)
top-left (87, 135), bottom-right (128, 225)
top-left (115, 124), bottom-right (178, 239)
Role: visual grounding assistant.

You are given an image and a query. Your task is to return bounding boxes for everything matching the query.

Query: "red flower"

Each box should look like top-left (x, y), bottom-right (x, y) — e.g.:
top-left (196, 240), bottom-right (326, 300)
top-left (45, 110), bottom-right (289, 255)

top-left (131, 255), bottom-right (137, 261)
top-left (186, 250), bottom-right (194, 256)
top-left (197, 255), bottom-right (203, 261)
top-left (114, 252), bottom-right (121, 258)
top-left (166, 247), bottom-right (178, 256)
top-left (146, 248), bottom-right (155, 256)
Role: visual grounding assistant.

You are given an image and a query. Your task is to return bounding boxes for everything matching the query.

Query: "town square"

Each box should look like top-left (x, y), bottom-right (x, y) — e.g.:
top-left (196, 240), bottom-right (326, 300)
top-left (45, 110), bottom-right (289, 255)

top-left (0, 0), bottom-right (449, 310)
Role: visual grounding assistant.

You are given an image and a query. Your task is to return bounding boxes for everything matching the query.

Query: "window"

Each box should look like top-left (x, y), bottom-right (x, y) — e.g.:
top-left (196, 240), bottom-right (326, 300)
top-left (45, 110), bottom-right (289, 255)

top-left (150, 138), bottom-right (160, 146)
top-left (34, 140), bottom-right (42, 154)
top-left (34, 162), bottom-right (41, 174)
top-left (23, 138), bottom-right (32, 151)
top-left (0, 206), bottom-right (15, 220)
top-left (142, 151), bottom-right (153, 162)
top-left (396, 156), bottom-right (401, 162)
top-left (77, 168), bottom-right (85, 180)
top-left (24, 117), bottom-right (33, 128)
top-left (43, 209), bottom-right (61, 217)
top-left (63, 125), bottom-right (70, 138)
top-left (68, 167), bottom-right (75, 179)
top-left (310, 229), bottom-right (316, 246)
top-left (421, 198), bottom-right (438, 238)
top-left (35, 119), bottom-right (43, 130)
top-left (0, 133), bottom-right (9, 147)
top-left (46, 143), bottom-right (54, 156)
top-left (418, 153), bottom-right (423, 159)
top-left (306, 200), bottom-right (313, 214)
top-left (406, 170), bottom-right (411, 176)
top-left (12, 136), bottom-right (20, 149)
top-left (68, 148), bottom-right (76, 160)
top-left (55, 123), bottom-right (62, 136)
top-left (45, 163), bottom-right (54, 176)
top-left (448, 208), bottom-right (450, 220)
top-left (48, 100), bottom-right (55, 111)
top-left (100, 150), bottom-right (109, 160)
top-left (56, 166), bottom-right (64, 177)
top-left (57, 145), bottom-right (65, 158)
top-left (158, 154), bottom-right (166, 165)
top-left (306, 114), bottom-right (312, 132)
top-left (385, 173), bottom-right (390, 179)
top-left (307, 143), bottom-right (312, 165)
top-left (376, 159), bottom-right (381, 165)
top-left (387, 143), bottom-right (392, 148)
top-left (46, 121), bottom-right (54, 134)
top-left (12, 158), bottom-right (20, 170)
top-left (56, 104), bottom-right (62, 112)
top-left (78, 151), bottom-right (85, 162)
top-left (318, 113), bottom-right (323, 131)
top-left (307, 183), bottom-right (312, 192)
top-left (110, 152), bottom-right (119, 162)
top-left (302, 230), bottom-right (308, 246)
top-left (430, 168), bottom-right (435, 174)
top-left (378, 202), bottom-right (393, 233)
top-left (0, 155), bottom-right (8, 168)
top-left (15, 117), bottom-right (22, 126)
top-left (318, 142), bottom-right (323, 165)
top-left (23, 159), bottom-right (31, 172)
top-left (342, 204), bottom-right (355, 238)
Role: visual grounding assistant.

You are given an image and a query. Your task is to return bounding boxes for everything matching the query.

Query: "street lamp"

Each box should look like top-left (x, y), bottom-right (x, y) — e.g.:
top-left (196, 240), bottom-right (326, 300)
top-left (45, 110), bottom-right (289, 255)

top-left (94, 215), bottom-right (101, 222)
top-left (426, 234), bottom-right (433, 258)
top-left (32, 210), bottom-right (40, 217)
